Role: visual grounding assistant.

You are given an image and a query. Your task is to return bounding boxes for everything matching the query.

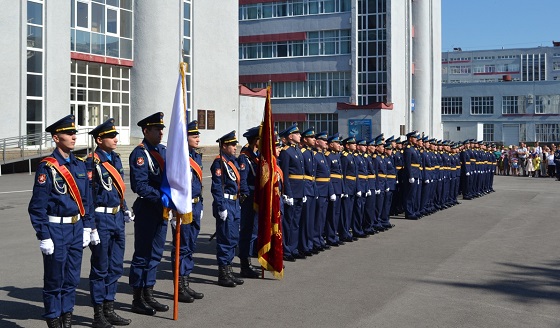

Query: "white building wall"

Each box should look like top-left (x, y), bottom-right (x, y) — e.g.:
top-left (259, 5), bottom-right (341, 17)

top-left (192, 1), bottom-right (239, 146)
top-left (238, 94), bottom-right (266, 139)
top-left (0, 1), bottom-right (24, 139)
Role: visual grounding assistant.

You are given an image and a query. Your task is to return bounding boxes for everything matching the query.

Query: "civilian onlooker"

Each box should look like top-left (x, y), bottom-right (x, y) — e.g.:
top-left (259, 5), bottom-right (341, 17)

top-left (547, 145), bottom-right (556, 177)
top-left (511, 153), bottom-right (519, 176)
top-left (532, 152), bottom-right (541, 177)
top-left (517, 143), bottom-right (528, 176)
top-left (493, 146), bottom-right (501, 175)
top-left (526, 153), bottom-right (535, 177)
top-left (541, 146), bottom-right (549, 177)
top-left (502, 151), bottom-right (510, 176)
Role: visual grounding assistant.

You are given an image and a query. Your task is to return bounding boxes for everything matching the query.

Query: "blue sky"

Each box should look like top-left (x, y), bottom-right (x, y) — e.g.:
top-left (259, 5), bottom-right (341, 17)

top-left (442, 0), bottom-right (560, 52)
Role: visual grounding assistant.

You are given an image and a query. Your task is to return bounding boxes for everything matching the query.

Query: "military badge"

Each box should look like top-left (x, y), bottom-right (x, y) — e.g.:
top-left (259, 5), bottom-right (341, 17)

top-left (240, 163), bottom-right (245, 170)
top-left (87, 171), bottom-right (93, 180)
top-left (37, 174), bottom-right (46, 184)
top-left (136, 157), bottom-right (145, 166)
top-left (215, 168), bottom-right (222, 177)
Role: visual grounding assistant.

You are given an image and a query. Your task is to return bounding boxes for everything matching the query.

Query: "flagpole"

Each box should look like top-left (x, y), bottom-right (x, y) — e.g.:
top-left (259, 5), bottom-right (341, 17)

top-left (173, 62), bottom-right (188, 321)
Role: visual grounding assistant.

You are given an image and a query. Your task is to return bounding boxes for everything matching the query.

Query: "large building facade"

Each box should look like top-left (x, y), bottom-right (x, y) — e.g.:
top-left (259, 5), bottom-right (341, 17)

top-left (239, 0), bottom-right (442, 140)
top-left (441, 46), bottom-right (560, 146)
top-left (1, 0), bottom-right (250, 148)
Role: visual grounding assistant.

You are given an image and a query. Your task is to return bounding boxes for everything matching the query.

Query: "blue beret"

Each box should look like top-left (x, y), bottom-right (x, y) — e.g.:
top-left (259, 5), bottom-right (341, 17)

top-left (187, 120), bottom-right (200, 135)
top-left (243, 125), bottom-right (260, 139)
top-left (216, 130), bottom-right (238, 144)
top-left (301, 127), bottom-right (316, 138)
top-left (138, 112), bottom-right (165, 128)
top-left (89, 118), bottom-right (118, 138)
top-left (46, 114), bottom-right (78, 134)
top-left (279, 123), bottom-right (299, 138)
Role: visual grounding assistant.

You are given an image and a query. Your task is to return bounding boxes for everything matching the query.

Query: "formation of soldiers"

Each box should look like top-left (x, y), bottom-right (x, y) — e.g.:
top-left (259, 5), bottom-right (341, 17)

top-left (28, 113), bottom-right (495, 328)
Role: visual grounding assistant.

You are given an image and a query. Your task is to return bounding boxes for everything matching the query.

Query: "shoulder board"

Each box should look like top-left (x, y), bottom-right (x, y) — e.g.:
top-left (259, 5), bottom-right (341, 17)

top-left (373, 154), bottom-right (377, 158)
top-left (420, 150), bottom-right (424, 153)
top-left (76, 156), bottom-right (86, 162)
top-left (137, 143), bottom-right (145, 149)
top-left (342, 151), bottom-right (348, 156)
top-left (115, 152), bottom-right (121, 157)
top-left (353, 153), bottom-right (358, 156)
top-left (364, 154), bottom-right (369, 158)
top-left (301, 148), bottom-right (307, 153)
top-left (282, 145), bottom-right (289, 151)
top-left (407, 145), bottom-right (411, 148)
top-left (325, 151), bottom-right (331, 156)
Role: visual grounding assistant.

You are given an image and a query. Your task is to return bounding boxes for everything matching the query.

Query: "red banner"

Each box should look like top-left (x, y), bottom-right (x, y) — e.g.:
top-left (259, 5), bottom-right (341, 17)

top-left (256, 86), bottom-right (284, 279)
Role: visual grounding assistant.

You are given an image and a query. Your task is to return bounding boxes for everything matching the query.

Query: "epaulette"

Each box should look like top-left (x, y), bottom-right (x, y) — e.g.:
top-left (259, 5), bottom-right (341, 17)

top-left (325, 151), bottom-right (331, 156)
top-left (282, 145), bottom-right (289, 151)
top-left (353, 153), bottom-right (359, 156)
top-left (373, 154), bottom-right (377, 158)
top-left (407, 145), bottom-right (411, 148)
top-left (301, 148), bottom-right (307, 153)
top-left (342, 151), bottom-right (348, 156)
top-left (115, 152), bottom-right (121, 157)
top-left (364, 153), bottom-right (369, 158)
top-left (420, 149), bottom-right (424, 153)
top-left (76, 156), bottom-right (86, 162)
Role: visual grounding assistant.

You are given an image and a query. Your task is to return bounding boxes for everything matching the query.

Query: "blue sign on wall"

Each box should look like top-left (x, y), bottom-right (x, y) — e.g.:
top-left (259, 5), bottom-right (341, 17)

top-left (348, 119), bottom-right (372, 141)
top-left (411, 99), bottom-right (415, 112)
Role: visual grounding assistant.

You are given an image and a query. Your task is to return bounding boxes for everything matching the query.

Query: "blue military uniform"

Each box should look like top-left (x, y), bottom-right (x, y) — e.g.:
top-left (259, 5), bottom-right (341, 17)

top-left (340, 136), bottom-right (357, 242)
top-left (403, 132), bottom-right (422, 219)
top-left (325, 134), bottom-right (344, 246)
top-left (382, 142), bottom-right (397, 228)
top-left (128, 112), bottom-right (169, 315)
top-left (362, 139), bottom-right (378, 234)
top-left (278, 124), bottom-right (305, 261)
top-left (28, 115), bottom-right (93, 326)
top-left (372, 137), bottom-right (387, 230)
top-left (211, 131), bottom-right (245, 287)
top-left (237, 125), bottom-right (262, 278)
top-left (352, 139), bottom-right (368, 238)
top-left (86, 118), bottom-right (132, 326)
top-left (300, 127), bottom-right (318, 256)
top-left (313, 131), bottom-right (334, 251)
top-left (171, 120), bottom-right (205, 301)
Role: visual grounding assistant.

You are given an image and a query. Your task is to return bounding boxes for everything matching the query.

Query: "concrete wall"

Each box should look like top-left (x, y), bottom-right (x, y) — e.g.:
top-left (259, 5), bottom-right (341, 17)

top-left (238, 94), bottom-right (266, 139)
top-left (192, 0), bottom-right (239, 146)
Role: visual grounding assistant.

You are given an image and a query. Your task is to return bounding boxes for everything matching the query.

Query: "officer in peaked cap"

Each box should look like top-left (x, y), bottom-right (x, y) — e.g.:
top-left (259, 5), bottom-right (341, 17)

top-left (325, 132), bottom-right (344, 246)
top-left (340, 134), bottom-right (358, 242)
top-left (313, 131), bottom-right (333, 251)
top-left (299, 127), bottom-right (318, 257)
top-left (237, 125), bottom-right (262, 278)
top-left (169, 120), bottom-right (205, 303)
top-left (278, 123), bottom-right (305, 261)
top-left (403, 131), bottom-right (421, 219)
top-left (128, 112), bottom-right (168, 315)
top-left (86, 118), bottom-right (133, 326)
top-left (211, 130), bottom-right (245, 287)
top-left (29, 114), bottom-right (93, 327)
top-left (352, 138), bottom-right (369, 238)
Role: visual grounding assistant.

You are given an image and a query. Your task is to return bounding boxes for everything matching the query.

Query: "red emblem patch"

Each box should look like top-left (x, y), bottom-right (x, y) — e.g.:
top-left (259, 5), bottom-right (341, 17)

top-left (37, 174), bottom-right (46, 184)
top-left (136, 157), bottom-right (145, 166)
top-left (240, 163), bottom-right (245, 170)
top-left (215, 168), bottom-right (222, 177)
top-left (87, 171), bottom-right (93, 180)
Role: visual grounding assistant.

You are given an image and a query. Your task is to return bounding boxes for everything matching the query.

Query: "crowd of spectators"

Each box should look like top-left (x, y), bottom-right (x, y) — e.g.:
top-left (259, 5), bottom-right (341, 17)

top-left (493, 142), bottom-right (560, 179)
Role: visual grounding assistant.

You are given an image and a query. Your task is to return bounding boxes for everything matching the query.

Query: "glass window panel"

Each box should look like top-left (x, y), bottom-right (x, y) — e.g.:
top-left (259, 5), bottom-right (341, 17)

top-left (106, 36), bottom-right (119, 57)
top-left (112, 92), bottom-right (120, 103)
top-left (75, 30), bottom-right (91, 53)
top-left (112, 67), bottom-right (121, 78)
top-left (77, 75), bottom-right (86, 88)
top-left (122, 68), bottom-right (129, 78)
top-left (183, 19), bottom-right (191, 37)
top-left (120, 0), bottom-right (132, 10)
top-left (93, 0), bottom-right (106, 3)
top-left (77, 89), bottom-right (86, 101)
top-left (122, 80), bottom-right (129, 91)
top-left (102, 78), bottom-right (111, 89)
top-left (102, 91), bottom-right (111, 102)
top-left (102, 106), bottom-right (111, 121)
top-left (91, 33), bottom-right (105, 55)
top-left (184, 2), bottom-right (191, 18)
top-left (70, 29), bottom-right (75, 51)
top-left (71, 89), bottom-right (76, 101)
top-left (120, 10), bottom-right (132, 38)
top-left (27, 124), bottom-right (42, 144)
top-left (88, 76), bottom-right (101, 89)
top-left (121, 105), bottom-right (129, 126)
top-left (122, 92), bottom-right (129, 104)
top-left (106, 0), bottom-right (118, 7)
top-left (120, 38), bottom-right (132, 59)
top-left (277, 43), bottom-right (288, 57)
top-left (27, 51), bottom-right (42, 73)
top-left (113, 106), bottom-right (121, 124)
top-left (88, 90), bottom-right (100, 102)
top-left (91, 3), bottom-right (105, 33)
top-left (27, 74), bottom-right (42, 97)
top-left (89, 63), bottom-right (101, 75)
top-left (27, 25), bottom-right (43, 49)
top-left (76, 1), bottom-right (89, 28)
top-left (107, 8), bottom-right (118, 34)
top-left (27, 1), bottom-right (43, 25)
top-left (102, 66), bottom-right (111, 76)
top-left (112, 79), bottom-right (120, 90)
top-left (27, 99), bottom-right (42, 121)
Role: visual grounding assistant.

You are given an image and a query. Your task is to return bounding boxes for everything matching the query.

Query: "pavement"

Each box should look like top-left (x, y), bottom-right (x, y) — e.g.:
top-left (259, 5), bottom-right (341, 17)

top-left (1, 164), bottom-right (560, 328)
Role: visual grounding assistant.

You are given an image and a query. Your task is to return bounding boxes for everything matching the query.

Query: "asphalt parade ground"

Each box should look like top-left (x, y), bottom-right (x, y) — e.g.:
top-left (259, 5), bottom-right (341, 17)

top-left (1, 164), bottom-right (560, 327)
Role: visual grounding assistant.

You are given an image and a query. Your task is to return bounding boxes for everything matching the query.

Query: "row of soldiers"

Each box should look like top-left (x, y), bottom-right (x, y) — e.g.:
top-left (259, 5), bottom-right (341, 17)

top-left (28, 112), bottom-right (495, 328)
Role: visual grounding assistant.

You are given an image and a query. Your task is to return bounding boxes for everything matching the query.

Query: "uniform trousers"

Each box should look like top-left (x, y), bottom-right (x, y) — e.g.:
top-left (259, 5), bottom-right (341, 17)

top-left (171, 201), bottom-right (202, 275)
top-left (214, 199), bottom-right (240, 266)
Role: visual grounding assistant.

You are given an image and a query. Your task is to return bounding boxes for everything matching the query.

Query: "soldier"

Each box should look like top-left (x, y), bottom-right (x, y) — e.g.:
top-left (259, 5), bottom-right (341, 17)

top-left (128, 112), bottom-right (168, 316)
top-left (340, 136), bottom-right (358, 242)
top-left (278, 124), bottom-right (305, 261)
top-left (169, 120), bottom-right (205, 302)
top-left (237, 126), bottom-right (262, 278)
top-left (419, 137), bottom-right (433, 218)
top-left (382, 141), bottom-right (397, 229)
top-left (362, 138), bottom-right (377, 235)
top-left (325, 134), bottom-right (344, 246)
top-left (211, 131), bottom-right (245, 287)
top-left (87, 119), bottom-right (132, 327)
top-left (299, 127), bottom-right (318, 256)
top-left (313, 131), bottom-right (334, 251)
top-left (29, 114), bottom-right (93, 328)
top-left (403, 132), bottom-right (421, 220)
top-left (352, 139), bottom-right (369, 238)
top-left (372, 136), bottom-right (387, 230)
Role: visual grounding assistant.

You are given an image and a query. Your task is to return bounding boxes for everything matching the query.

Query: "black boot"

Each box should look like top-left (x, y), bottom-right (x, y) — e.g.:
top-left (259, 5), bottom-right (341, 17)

top-left (92, 304), bottom-right (112, 328)
top-left (142, 286), bottom-right (169, 312)
top-left (227, 265), bottom-right (244, 286)
top-left (177, 276), bottom-right (194, 303)
top-left (131, 288), bottom-right (156, 316)
top-left (217, 265), bottom-right (236, 287)
top-left (61, 312), bottom-right (72, 328)
top-left (240, 258), bottom-right (260, 279)
top-left (184, 275), bottom-right (204, 299)
top-left (46, 317), bottom-right (61, 328)
top-left (103, 301), bottom-right (131, 326)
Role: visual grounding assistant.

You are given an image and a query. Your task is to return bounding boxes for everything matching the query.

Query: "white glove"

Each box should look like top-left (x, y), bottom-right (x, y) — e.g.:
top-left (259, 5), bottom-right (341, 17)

top-left (286, 197), bottom-right (294, 206)
top-left (424, 180), bottom-right (430, 184)
top-left (329, 194), bottom-right (336, 201)
top-left (409, 177), bottom-right (415, 183)
top-left (83, 228), bottom-right (92, 247)
top-left (282, 194), bottom-right (289, 203)
top-left (219, 210), bottom-right (228, 221)
top-left (341, 194), bottom-right (348, 198)
top-left (124, 210), bottom-right (134, 223)
top-left (90, 229), bottom-right (101, 246)
top-left (302, 196), bottom-right (307, 203)
top-left (356, 191), bottom-right (362, 197)
top-left (39, 238), bottom-right (54, 255)
top-left (170, 218), bottom-right (177, 229)
top-left (431, 179), bottom-right (434, 183)
top-left (466, 172), bottom-right (470, 176)
top-left (375, 189), bottom-right (381, 195)
top-left (385, 188), bottom-right (390, 192)
top-left (201, 210), bottom-right (203, 218)
top-left (365, 190), bottom-right (372, 197)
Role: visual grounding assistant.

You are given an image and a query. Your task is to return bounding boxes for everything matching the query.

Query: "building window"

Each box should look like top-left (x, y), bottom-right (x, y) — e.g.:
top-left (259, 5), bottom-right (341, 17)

top-left (535, 123), bottom-right (560, 142)
top-left (449, 65), bottom-right (471, 74)
top-left (535, 95), bottom-right (560, 114)
top-left (182, 0), bottom-right (192, 122)
top-left (483, 123), bottom-right (494, 141)
top-left (71, 0), bottom-right (133, 59)
top-left (502, 95), bottom-right (526, 114)
top-left (470, 96), bottom-right (493, 115)
top-left (239, 0), bottom-right (351, 20)
top-left (441, 97), bottom-right (462, 115)
top-left (521, 53), bottom-right (546, 81)
top-left (553, 62), bottom-right (560, 71)
top-left (27, 0), bottom-right (44, 143)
